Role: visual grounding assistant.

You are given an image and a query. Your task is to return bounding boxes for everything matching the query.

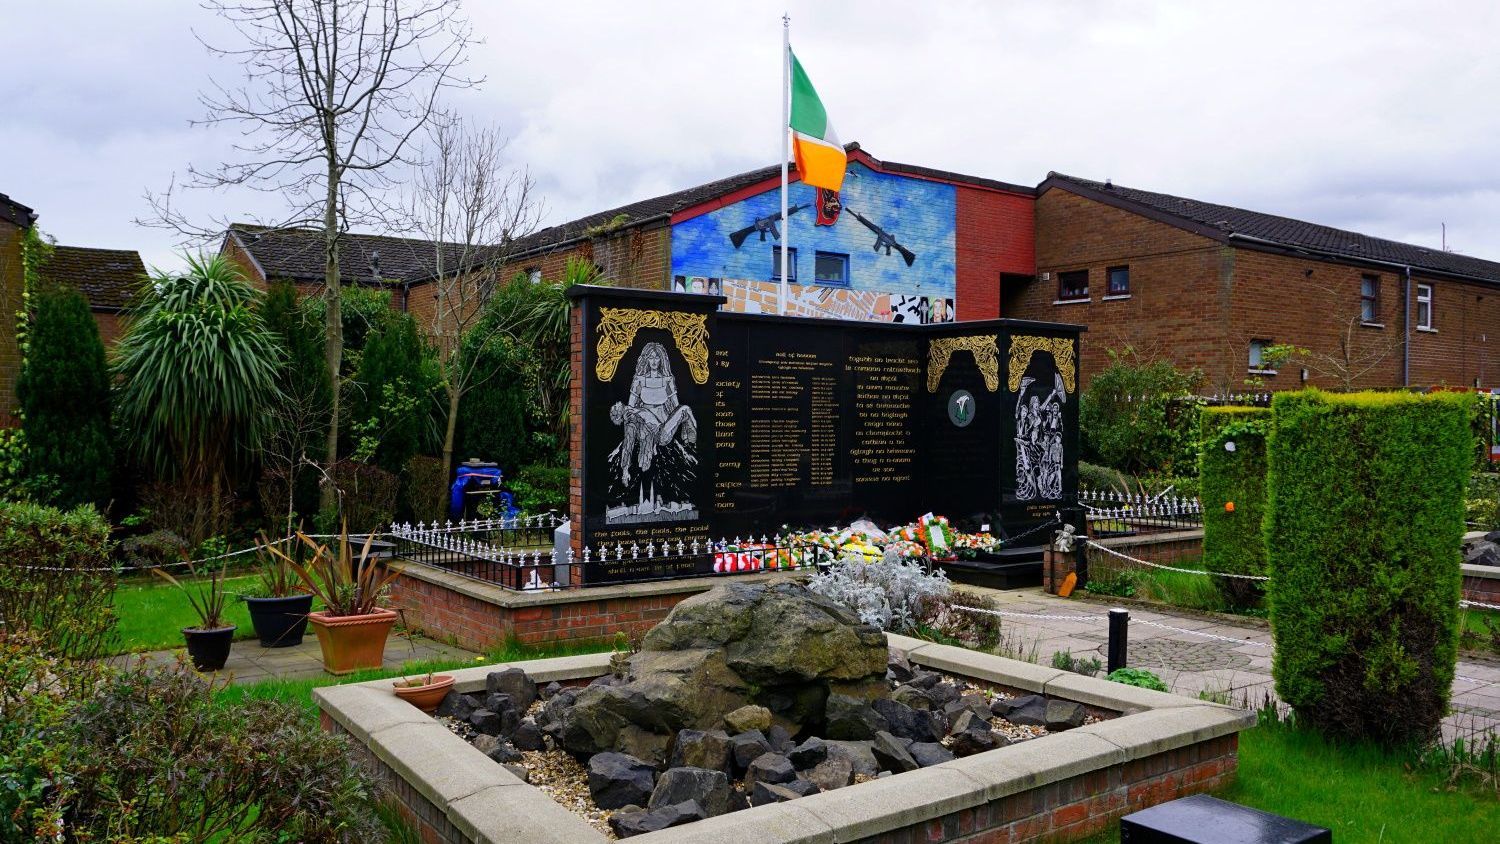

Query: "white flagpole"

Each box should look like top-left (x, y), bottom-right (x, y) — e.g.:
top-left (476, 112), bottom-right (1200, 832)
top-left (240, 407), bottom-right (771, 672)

top-left (779, 13), bottom-right (790, 316)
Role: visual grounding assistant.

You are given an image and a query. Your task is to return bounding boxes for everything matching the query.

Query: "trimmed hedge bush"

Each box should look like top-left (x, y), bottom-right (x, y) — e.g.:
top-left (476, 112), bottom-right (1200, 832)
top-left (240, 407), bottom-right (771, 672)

top-left (1200, 407), bottom-right (1271, 608)
top-left (0, 500), bottom-right (115, 660)
top-left (1266, 389), bottom-right (1471, 746)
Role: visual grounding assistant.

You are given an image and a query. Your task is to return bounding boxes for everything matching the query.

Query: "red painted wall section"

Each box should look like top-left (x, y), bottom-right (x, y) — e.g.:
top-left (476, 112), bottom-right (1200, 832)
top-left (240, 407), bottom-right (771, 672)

top-left (956, 185), bottom-right (1035, 320)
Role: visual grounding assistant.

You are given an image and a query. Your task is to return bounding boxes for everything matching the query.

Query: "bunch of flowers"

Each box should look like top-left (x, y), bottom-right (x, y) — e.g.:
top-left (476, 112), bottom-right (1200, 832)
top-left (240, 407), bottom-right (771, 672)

top-left (953, 531), bottom-right (1001, 560)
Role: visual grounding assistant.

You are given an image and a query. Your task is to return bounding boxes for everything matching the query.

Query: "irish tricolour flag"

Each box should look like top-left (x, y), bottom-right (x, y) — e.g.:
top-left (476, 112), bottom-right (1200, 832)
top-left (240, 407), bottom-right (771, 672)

top-left (789, 48), bottom-right (846, 192)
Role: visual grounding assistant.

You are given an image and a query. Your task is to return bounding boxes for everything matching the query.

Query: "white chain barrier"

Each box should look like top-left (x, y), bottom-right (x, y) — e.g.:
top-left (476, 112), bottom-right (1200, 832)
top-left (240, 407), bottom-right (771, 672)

top-left (1084, 539), bottom-right (1271, 581)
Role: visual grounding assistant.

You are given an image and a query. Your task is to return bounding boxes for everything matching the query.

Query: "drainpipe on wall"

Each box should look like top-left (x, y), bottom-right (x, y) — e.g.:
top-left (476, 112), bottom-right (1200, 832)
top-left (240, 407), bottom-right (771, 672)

top-left (1403, 266), bottom-right (1411, 387)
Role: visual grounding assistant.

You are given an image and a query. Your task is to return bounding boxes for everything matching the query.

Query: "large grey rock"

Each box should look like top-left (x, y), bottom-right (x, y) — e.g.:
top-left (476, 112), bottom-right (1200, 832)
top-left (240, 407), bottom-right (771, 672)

top-left (909, 742), bottom-right (956, 767)
top-left (486, 667), bottom-right (538, 711)
top-left (825, 740), bottom-right (879, 777)
top-left (610, 801), bottom-right (705, 838)
top-left (788, 737), bottom-right (828, 769)
top-left (804, 755), bottom-right (854, 790)
top-left (927, 682), bottom-right (962, 708)
top-left (669, 729), bottom-right (733, 774)
top-left (994, 694), bottom-right (1048, 726)
top-left (641, 582), bottom-right (888, 685)
top-left (1045, 700), bottom-right (1087, 732)
top-left (435, 690), bottom-right (477, 719)
top-left (560, 583), bottom-right (887, 759)
top-left (750, 781), bottom-right (803, 806)
top-left (943, 693), bottom-right (991, 722)
top-left (872, 698), bottom-right (942, 743)
top-left (468, 708), bottom-right (510, 736)
top-left (1465, 540), bottom-right (1500, 567)
top-left (729, 730), bottom-right (773, 772)
top-left (767, 724), bottom-right (795, 753)
top-left (540, 680), bottom-right (563, 700)
top-left (886, 649), bottom-right (914, 683)
top-left (825, 693), bottom-right (889, 740)
top-left (745, 752), bottom-right (796, 791)
top-left (587, 752), bottom-right (657, 810)
top-left (949, 712), bottom-right (1007, 757)
top-left (871, 731), bottom-right (919, 773)
top-left (472, 735), bottom-right (523, 763)
top-left (648, 767), bottom-right (733, 817)
top-left (511, 718), bottom-right (544, 751)
top-left (723, 704), bottom-right (772, 734)
top-left (890, 684), bottom-right (935, 711)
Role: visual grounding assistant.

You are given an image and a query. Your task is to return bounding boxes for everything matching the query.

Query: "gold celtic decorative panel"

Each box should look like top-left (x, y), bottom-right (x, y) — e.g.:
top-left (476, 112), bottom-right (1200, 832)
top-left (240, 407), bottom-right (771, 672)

top-left (595, 308), bottom-right (710, 384)
top-left (927, 335), bottom-right (1001, 393)
top-left (1007, 336), bottom-right (1077, 393)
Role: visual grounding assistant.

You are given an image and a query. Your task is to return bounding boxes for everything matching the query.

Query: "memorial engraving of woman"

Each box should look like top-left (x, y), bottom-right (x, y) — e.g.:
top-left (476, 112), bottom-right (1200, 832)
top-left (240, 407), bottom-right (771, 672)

top-left (605, 341), bottom-right (700, 524)
top-left (1015, 371), bottom-right (1066, 501)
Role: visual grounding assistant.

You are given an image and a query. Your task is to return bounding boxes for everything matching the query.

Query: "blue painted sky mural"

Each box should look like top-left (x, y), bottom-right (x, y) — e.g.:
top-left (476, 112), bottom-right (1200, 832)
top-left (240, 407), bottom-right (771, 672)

top-left (670, 162), bottom-right (956, 298)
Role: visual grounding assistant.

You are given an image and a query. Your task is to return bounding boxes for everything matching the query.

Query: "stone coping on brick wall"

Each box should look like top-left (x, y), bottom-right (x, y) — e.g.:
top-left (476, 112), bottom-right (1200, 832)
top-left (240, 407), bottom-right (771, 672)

top-left (394, 561), bottom-right (806, 609)
top-left (1463, 563), bottom-right (1500, 582)
top-left (315, 634), bottom-right (1253, 844)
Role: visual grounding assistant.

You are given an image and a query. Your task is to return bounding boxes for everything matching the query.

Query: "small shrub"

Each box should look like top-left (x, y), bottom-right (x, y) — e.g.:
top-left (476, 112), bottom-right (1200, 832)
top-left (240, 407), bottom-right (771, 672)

top-left (1199, 407), bottom-right (1271, 608)
top-left (404, 454), bottom-right (448, 524)
top-left (115, 527), bottom-right (190, 571)
top-left (1052, 648), bottom-right (1104, 677)
top-left (2, 657), bottom-right (384, 842)
top-left (510, 462), bottom-right (569, 514)
top-left (928, 589), bottom-right (1003, 650)
top-left (1080, 347), bottom-right (1203, 476)
top-left (807, 550), bottom-right (951, 632)
top-left (328, 459), bottom-right (400, 531)
top-left (1108, 667), bottom-right (1167, 691)
top-left (0, 501), bottom-right (116, 660)
top-left (1267, 390), bottom-right (1471, 746)
top-left (1079, 461), bottom-right (1133, 494)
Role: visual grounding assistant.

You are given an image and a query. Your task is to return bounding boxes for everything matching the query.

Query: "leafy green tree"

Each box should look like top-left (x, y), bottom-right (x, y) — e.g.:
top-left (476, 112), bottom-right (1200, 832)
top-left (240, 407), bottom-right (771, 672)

top-left (453, 332), bottom-right (532, 472)
top-left (1079, 347), bottom-right (1203, 476)
top-left (349, 310), bottom-right (437, 475)
top-left (113, 254), bottom-right (283, 531)
top-left (17, 285), bottom-right (112, 509)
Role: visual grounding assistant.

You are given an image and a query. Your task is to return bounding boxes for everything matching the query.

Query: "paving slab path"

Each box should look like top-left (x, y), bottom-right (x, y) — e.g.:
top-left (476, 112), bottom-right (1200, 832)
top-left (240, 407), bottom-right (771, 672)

top-left (958, 585), bottom-right (1500, 742)
top-left (123, 631), bottom-right (478, 685)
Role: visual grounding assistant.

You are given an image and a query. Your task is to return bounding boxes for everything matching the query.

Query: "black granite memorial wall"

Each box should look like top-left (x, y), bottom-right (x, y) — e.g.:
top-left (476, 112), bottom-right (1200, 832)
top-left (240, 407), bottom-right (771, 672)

top-left (570, 285), bottom-right (1082, 583)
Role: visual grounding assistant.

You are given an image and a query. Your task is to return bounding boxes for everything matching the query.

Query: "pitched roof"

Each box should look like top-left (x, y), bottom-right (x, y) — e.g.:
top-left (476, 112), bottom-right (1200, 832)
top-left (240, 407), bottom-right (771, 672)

top-left (37, 246), bottom-right (146, 311)
top-left (1043, 172), bottom-right (1500, 285)
top-left (0, 193), bottom-right (37, 229)
top-left (226, 224), bottom-right (473, 285)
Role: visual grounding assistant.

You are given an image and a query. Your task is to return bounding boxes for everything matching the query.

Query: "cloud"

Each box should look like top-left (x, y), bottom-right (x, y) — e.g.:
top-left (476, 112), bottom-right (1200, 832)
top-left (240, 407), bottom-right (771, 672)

top-left (3, 0), bottom-right (1500, 272)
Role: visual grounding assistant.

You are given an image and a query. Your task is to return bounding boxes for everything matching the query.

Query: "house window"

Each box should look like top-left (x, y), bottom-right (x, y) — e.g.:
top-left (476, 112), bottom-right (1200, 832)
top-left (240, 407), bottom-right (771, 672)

top-left (1106, 266), bottom-right (1130, 296)
top-left (1058, 270), bottom-right (1089, 301)
top-left (526, 267), bottom-right (541, 284)
top-left (813, 251), bottom-right (849, 286)
top-left (771, 246), bottom-right (797, 282)
top-left (1416, 283), bottom-right (1433, 329)
top-left (1249, 338), bottom-right (1274, 372)
top-left (1360, 275), bottom-right (1380, 323)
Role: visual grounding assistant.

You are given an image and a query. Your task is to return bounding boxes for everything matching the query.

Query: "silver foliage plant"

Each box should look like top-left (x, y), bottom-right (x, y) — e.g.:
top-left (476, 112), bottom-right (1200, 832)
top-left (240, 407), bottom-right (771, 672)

top-left (807, 548), bottom-right (952, 632)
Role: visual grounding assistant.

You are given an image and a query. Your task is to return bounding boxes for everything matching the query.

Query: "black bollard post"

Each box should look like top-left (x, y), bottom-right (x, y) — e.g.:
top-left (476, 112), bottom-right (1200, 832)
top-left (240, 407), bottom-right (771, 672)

top-left (1107, 608), bottom-right (1129, 674)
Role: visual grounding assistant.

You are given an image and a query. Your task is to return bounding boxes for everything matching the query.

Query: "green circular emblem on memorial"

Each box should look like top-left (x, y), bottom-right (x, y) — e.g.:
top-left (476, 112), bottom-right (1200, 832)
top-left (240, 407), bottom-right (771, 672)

top-left (948, 389), bottom-right (975, 428)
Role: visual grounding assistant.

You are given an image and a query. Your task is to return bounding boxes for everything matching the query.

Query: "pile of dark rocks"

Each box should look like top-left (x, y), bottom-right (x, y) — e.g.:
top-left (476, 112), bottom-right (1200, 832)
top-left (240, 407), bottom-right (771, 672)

top-left (428, 583), bottom-right (1098, 838)
top-left (1465, 530), bottom-right (1500, 567)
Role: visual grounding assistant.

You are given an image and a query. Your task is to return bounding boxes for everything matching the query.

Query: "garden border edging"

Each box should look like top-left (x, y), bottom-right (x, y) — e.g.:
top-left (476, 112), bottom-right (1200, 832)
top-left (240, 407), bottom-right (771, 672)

top-left (316, 637), bottom-right (1253, 844)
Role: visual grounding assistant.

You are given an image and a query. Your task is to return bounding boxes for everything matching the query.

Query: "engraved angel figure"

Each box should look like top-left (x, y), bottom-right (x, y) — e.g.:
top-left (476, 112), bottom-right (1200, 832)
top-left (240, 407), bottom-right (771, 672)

top-left (608, 342), bottom-right (698, 520)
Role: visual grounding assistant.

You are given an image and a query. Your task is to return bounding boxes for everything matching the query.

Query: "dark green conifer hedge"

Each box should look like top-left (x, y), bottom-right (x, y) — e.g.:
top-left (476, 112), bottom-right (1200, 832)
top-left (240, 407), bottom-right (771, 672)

top-left (1266, 389), bottom-right (1471, 745)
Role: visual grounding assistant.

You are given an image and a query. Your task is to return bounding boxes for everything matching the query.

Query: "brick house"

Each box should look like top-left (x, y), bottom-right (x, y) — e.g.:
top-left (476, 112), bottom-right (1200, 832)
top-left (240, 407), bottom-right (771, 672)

top-left (1008, 174), bottom-right (1500, 391)
top-left (0, 194), bottom-right (36, 422)
top-left (35, 246), bottom-right (147, 346)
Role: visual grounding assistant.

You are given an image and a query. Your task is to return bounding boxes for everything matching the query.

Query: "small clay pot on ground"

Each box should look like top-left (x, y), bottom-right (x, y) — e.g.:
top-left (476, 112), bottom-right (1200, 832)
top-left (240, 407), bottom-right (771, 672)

top-left (393, 674), bottom-right (455, 712)
top-left (245, 593), bottom-right (314, 648)
top-left (182, 625), bottom-right (237, 671)
top-left (308, 608), bottom-right (398, 675)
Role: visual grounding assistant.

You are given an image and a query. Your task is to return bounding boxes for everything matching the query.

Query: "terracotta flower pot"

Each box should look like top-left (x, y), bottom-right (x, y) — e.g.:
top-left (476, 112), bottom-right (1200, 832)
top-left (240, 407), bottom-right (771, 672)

top-left (392, 674), bottom-right (455, 712)
top-left (307, 608), bottom-right (398, 675)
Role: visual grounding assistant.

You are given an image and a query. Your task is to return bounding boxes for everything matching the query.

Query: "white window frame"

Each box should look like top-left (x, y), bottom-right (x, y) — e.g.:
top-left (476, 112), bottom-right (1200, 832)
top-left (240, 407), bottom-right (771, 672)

top-left (1248, 338), bottom-right (1276, 375)
top-left (1416, 283), bottom-right (1434, 331)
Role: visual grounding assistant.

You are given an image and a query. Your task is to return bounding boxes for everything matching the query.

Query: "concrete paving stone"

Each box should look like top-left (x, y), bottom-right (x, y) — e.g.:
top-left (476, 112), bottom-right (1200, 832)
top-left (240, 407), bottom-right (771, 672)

top-left (643, 800), bottom-right (836, 844)
top-left (449, 782), bottom-right (608, 844)
top-left (940, 730), bottom-right (1124, 800)
top-left (791, 764), bottom-right (987, 840)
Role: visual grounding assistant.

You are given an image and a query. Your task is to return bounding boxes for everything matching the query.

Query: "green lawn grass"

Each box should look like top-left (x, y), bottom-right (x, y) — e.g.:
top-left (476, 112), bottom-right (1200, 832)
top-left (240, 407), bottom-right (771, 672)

top-left (1077, 717), bottom-right (1499, 843)
top-left (218, 639), bottom-right (614, 717)
top-left (110, 573), bottom-right (263, 654)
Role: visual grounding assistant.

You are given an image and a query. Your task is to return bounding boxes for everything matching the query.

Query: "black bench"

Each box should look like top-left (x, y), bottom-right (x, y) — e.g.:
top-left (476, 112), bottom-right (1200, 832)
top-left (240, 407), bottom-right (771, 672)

top-left (1121, 794), bottom-right (1331, 843)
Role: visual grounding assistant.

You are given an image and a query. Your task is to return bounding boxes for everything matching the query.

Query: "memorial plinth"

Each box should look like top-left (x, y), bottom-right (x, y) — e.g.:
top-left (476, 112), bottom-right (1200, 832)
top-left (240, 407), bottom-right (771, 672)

top-left (569, 285), bottom-right (1085, 584)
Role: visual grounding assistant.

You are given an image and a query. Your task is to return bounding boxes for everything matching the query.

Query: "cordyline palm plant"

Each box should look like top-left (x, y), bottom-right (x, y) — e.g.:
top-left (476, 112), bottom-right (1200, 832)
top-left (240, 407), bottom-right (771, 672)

top-left (264, 525), bottom-right (401, 617)
top-left (113, 253), bottom-right (285, 531)
top-left (151, 559), bottom-right (232, 630)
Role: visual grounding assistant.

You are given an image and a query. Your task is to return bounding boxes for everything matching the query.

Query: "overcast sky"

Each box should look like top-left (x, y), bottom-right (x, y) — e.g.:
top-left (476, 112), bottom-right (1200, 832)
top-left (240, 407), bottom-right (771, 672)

top-left (4, 1), bottom-right (1500, 273)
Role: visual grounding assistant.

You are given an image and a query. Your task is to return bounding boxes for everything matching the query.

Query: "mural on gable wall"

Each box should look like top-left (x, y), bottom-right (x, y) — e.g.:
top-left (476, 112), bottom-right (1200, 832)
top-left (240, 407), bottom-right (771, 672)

top-left (670, 162), bottom-right (957, 323)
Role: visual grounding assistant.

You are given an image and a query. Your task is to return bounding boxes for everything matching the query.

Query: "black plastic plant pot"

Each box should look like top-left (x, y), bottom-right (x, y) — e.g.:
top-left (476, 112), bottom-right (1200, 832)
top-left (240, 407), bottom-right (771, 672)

top-left (182, 625), bottom-right (237, 671)
top-left (245, 593), bottom-right (314, 648)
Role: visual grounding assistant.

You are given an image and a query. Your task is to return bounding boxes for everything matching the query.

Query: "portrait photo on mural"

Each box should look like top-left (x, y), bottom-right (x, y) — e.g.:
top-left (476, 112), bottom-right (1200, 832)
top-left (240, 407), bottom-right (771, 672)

top-left (1011, 340), bottom-right (1073, 503)
top-left (603, 339), bottom-right (700, 525)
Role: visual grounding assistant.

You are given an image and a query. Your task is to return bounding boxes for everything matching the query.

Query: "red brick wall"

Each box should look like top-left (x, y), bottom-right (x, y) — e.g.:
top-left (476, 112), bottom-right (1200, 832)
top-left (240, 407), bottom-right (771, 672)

top-left (1463, 573), bottom-right (1500, 607)
top-left (92, 310), bottom-right (123, 347)
top-left (1018, 187), bottom-right (1500, 391)
top-left (0, 223), bottom-right (25, 424)
top-left (955, 185), bottom-right (1035, 321)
